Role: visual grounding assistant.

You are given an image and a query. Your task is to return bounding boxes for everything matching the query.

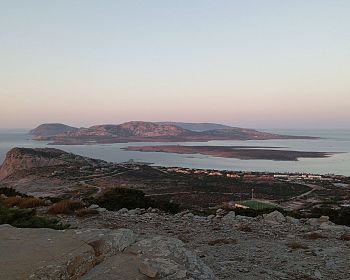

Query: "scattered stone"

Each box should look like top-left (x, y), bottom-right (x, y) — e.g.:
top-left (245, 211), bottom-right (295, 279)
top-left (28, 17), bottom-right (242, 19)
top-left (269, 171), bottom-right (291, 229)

top-left (216, 208), bottom-right (226, 218)
top-left (89, 204), bottom-right (99, 209)
top-left (118, 208), bottom-right (129, 214)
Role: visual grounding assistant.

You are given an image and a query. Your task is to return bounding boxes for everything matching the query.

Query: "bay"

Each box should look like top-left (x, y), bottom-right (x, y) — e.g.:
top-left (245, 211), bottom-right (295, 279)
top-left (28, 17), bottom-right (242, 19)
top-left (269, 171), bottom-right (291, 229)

top-left (0, 129), bottom-right (349, 176)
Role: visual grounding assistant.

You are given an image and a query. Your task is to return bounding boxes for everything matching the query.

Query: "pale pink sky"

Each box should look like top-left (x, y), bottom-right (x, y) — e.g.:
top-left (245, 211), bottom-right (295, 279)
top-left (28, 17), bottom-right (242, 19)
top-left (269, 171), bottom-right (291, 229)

top-left (1, 1), bottom-right (349, 129)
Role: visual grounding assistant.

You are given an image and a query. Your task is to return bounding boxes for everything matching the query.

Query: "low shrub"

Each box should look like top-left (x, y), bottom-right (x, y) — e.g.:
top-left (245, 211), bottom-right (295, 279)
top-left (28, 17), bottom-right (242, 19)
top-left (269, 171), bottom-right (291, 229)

top-left (75, 208), bottom-right (99, 217)
top-left (90, 187), bottom-right (180, 214)
top-left (0, 187), bottom-right (27, 197)
top-left (47, 200), bottom-right (84, 215)
top-left (0, 206), bottom-right (66, 229)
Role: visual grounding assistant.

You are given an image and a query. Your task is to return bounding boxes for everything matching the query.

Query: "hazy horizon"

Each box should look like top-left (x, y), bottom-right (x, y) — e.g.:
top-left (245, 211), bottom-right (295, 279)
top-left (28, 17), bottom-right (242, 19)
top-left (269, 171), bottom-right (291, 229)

top-left (1, 1), bottom-right (349, 129)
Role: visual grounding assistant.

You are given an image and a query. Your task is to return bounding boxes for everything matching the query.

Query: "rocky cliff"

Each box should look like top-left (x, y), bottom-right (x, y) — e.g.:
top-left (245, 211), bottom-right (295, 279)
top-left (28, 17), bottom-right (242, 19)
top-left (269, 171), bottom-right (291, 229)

top-left (0, 147), bottom-right (103, 181)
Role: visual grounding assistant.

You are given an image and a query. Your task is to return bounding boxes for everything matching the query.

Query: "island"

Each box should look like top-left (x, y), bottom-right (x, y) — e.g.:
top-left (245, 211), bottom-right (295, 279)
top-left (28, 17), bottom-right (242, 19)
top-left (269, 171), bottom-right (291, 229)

top-left (29, 121), bottom-right (318, 145)
top-left (123, 145), bottom-right (334, 161)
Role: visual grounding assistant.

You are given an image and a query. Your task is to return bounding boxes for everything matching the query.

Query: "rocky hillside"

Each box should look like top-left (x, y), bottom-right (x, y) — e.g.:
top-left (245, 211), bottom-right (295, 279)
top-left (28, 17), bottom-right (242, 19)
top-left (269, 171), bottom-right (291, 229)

top-left (66, 121), bottom-right (188, 138)
top-left (157, 122), bottom-right (233, 132)
top-left (30, 123), bottom-right (78, 140)
top-left (0, 147), bottom-right (103, 181)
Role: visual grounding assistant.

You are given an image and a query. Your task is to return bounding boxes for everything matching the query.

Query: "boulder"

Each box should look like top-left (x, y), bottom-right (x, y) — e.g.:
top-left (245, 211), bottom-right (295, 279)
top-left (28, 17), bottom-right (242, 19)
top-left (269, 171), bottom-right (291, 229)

top-left (139, 261), bottom-right (159, 278)
top-left (308, 216), bottom-right (331, 226)
top-left (222, 211), bottom-right (236, 223)
top-left (216, 208), bottom-right (226, 218)
top-left (117, 208), bottom-right (129, 214)
top-left (263, 211), bottom-right (286, 224)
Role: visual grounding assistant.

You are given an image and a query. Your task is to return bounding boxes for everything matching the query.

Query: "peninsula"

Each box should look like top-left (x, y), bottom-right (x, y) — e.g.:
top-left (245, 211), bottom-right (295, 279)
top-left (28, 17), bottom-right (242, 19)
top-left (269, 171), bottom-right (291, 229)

top-left (124, 145), bottom-right (333, 161)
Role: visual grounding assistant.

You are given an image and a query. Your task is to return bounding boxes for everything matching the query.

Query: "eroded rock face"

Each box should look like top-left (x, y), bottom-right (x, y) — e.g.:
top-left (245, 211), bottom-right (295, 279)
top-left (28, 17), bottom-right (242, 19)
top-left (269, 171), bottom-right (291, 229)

top-left (0, 147), bottom-right (104, 181)
top-left (0, 225), bottom-right (215, 280)
top-left (130, 236), bottom-right (216, 280)
top-left (0, 148), bottom-right (67, 180)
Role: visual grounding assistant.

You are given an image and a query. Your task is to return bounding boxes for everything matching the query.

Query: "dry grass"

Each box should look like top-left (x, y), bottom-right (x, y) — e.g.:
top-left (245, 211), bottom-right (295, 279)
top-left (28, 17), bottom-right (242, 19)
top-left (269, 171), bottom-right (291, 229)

top-left (1, 196), bottom-right (45, 208)
top-left (287, 242), bottom-right (309, 250)
top-left (75, 208), bottom-right (99, 217)
top-left (208, 238), bottom-right (237, 246)
top-left (47, 200), bottom-right (84, 215)
top-left (339, 234), bottom-right (350, 241)
top-left (304, 232), bottom-right (327, 240)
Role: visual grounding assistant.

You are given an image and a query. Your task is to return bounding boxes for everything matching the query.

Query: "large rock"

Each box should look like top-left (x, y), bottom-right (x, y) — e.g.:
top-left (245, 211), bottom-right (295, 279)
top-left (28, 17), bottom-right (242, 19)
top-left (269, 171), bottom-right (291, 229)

top-left (129, 236), bottom-right (216, 280)
top-left (0, 225), bottom-right (215, 280)
top-left (308, 216), bottom-right (331, 226)
top-left (0, 225), bottom-right (97, 280)
top-left (263, 211), bottom-right (286, 224)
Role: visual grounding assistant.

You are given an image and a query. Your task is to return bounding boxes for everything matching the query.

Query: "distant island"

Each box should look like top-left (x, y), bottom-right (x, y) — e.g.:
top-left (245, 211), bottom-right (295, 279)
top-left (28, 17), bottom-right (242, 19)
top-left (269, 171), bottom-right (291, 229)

top-left (29, 121), bottom-right (317, 145)
top-left (124, 145), bottom-right (333, 161)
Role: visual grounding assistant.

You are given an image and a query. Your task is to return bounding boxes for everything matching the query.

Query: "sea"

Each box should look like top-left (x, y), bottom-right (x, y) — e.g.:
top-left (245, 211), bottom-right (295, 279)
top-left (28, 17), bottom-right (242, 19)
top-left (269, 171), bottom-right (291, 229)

top-left (0, 129), bottom-right (349, 176)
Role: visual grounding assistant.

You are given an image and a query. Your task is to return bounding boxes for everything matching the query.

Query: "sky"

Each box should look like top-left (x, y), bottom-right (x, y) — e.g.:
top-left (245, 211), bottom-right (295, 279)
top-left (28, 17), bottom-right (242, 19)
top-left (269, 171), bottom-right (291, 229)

top-left (0, 0), bottom-right (349, 129)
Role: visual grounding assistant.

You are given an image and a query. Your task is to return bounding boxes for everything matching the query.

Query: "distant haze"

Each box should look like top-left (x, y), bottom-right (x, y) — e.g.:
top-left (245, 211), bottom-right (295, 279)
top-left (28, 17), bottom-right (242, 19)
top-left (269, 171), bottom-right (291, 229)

top-left (1, 1), bottom-right (349, 129)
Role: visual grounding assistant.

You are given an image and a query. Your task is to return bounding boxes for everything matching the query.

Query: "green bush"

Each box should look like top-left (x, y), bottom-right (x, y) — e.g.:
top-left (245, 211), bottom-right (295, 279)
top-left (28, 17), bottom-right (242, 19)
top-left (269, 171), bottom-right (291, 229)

top-left (0, 206), bottom-right (67, 230)
top-left (91, 187), bottom-right (180, 214)
top-left (0, 187), bottom-right (27, 197)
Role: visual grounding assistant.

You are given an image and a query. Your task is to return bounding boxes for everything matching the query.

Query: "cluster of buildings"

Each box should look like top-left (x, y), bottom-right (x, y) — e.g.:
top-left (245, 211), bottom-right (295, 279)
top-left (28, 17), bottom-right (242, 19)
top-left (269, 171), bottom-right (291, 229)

top-left (163, 167), bottom-right (349, 185)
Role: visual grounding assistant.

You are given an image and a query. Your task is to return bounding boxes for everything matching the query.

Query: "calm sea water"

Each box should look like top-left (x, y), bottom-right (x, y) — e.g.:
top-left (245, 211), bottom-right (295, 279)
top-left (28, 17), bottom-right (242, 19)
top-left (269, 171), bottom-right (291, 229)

top-left (0, 129), bottom-right (349, 176)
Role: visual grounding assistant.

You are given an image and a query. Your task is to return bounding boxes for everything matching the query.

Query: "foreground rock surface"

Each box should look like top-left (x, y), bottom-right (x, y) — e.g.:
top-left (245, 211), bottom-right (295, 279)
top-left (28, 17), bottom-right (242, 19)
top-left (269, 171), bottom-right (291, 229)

top-left (61, 209), bottom-right (350, 280)
top-left (0, 225), bottom-right (215, 280)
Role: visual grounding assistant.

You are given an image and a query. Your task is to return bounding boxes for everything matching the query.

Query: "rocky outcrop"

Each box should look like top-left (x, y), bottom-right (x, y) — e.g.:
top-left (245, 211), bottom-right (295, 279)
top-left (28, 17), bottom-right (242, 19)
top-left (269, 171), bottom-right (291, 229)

top-left (130, 236), bottom-right (216, 280)
top-left (0, 225), bottom-right (216, 280)
top-left (0, 147), bottom-right (104, 181)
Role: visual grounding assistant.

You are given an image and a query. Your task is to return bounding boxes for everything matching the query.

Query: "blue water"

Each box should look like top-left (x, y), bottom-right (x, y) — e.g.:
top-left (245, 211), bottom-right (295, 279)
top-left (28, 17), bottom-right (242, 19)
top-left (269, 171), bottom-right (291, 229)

top-left (0, 130), bottom-right (349, 176)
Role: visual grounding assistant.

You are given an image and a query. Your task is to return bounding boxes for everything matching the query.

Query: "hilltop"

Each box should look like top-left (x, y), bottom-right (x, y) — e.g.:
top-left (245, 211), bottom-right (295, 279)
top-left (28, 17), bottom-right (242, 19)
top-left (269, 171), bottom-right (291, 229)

top-left (0, 147), bottom-right (104, 181)
top-left (29, 123), bottom-right (78, 140)
top-left (29, 121), bottom-right (314, 144)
